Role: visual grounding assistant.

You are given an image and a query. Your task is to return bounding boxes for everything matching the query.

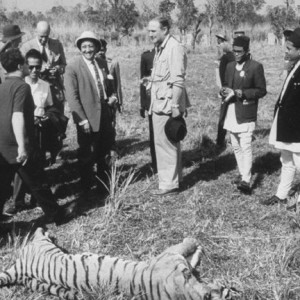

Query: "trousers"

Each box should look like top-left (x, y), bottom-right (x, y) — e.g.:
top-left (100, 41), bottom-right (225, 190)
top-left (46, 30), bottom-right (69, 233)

top-left (0, 152), bottom-right (59, 217)
top-left (152, 113), bottom-right (182, 190)
top-left (276, 149), bottom-right (300, 201)
top-left (230, 128), bottom-right (254, 183)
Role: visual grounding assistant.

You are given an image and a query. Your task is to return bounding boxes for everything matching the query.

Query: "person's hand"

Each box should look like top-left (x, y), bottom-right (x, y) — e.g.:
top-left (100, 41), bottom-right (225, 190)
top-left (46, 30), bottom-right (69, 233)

top-left (234, 89), bottom-right (243, 99)
top-left (16, 146), bottom-right (28, 164)
top-left (81, 122), bottom-right (91, 134)
top-left (171, 107), bottom-right (181, 118)
top-left (140, 108), bottom-right (146, 118)
top-left (107, 95), bottom-right (118, 107)
top-left (140, 76), bottom-right (150, 87)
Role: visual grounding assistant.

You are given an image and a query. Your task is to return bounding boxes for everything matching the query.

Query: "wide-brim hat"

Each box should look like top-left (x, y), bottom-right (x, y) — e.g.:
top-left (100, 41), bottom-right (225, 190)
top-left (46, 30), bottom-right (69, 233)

top-left (1, 24), bottom-right (25, 42)
top-left (216, 34), bottom-right (227, 42)
top-left (75, 31), bottom-right (100, 49)
top-left (165, 116), bottom-right (187, 143)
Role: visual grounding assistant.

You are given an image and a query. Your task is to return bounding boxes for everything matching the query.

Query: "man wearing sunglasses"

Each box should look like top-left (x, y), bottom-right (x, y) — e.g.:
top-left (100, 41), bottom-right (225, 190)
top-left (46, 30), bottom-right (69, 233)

top-left (220, 35), bottom-right (267, 194)
top-left (0, 49), bottom-right (77, 224)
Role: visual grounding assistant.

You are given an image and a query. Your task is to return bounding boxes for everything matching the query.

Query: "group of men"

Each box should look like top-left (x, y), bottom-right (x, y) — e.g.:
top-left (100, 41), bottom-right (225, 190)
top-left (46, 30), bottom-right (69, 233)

top-left (0, 21), bottom-right (122, 224)
top-left (213, 28), bottom-right (300, 210)
top-left (1, 17), bottom-right (300, 225)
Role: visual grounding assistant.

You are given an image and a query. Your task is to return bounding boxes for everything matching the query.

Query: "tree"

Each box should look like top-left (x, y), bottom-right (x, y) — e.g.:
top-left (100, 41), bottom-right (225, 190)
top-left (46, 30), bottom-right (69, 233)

top-left (159, 0), bottom-right (176, 18)
top-left (176, 0), bottom-right (198, 41)
top-left (267, 5), bottom-right (297, 41)
top-left (190, 13), bottom-right (205, 49)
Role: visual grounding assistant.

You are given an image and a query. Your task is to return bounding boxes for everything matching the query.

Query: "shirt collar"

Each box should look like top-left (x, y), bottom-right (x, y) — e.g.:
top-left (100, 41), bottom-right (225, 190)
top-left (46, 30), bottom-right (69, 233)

top-left (156, 34), bottom-right (170, 52)
top-left (36, 37), bottom-right (48, 49)
top-left (82, 55), bottom-right (96, 66)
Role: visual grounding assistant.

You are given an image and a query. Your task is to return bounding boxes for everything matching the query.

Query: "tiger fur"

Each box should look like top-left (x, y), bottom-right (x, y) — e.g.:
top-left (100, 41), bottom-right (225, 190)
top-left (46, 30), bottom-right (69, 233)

top-left (0, 228), bottom-right (231, 299)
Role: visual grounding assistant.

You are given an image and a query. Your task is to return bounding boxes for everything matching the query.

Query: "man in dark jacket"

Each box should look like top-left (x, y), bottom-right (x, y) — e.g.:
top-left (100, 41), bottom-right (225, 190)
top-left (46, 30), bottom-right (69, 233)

top-left (262, 28), bottom-right (300, 208)
top-left (221, 35), bottom-right (267, 194)
top-left (140, 48), bottom-right (157, 173)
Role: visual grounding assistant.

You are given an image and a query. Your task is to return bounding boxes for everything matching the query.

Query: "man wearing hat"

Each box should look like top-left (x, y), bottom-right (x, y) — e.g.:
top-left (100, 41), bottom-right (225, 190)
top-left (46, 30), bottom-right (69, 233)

top-left (262, 28), bottom-right (300, 208)
top-left (0, 24), bottom-right (25, 83)
top-left (221, 35), bottom-right (267, 194)
top-left (148, 17), bottom-right (190, 196)
top-left (64, 31), bottom-right (115, 197)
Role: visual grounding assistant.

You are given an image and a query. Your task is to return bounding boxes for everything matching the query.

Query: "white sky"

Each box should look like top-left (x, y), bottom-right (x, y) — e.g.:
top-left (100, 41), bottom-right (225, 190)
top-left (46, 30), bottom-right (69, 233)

top-left (0, 0), bottom-right (298, 13)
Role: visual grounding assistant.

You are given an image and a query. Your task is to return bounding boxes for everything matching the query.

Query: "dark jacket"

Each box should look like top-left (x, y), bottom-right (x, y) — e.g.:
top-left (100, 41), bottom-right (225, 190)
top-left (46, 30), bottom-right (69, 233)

top-left (275, 62), bottom-right (300, 143)
top-left (219, 51), bottom-right (235, 86)
top-left (140, 49), bottom-right (155, 111)
top-left (223, 58), bottom-right (267, 124)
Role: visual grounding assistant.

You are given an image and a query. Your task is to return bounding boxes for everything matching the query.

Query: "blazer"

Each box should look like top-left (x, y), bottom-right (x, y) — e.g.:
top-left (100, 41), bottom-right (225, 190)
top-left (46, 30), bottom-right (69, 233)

top-left (275, 61), bottom-right (300, 143)
top-left (21, 37), bottom-right (67, 71)
top-left (64, 55), bottom-right (113, 132)
top-left (223, 58), bottom-right (267, 124)
top-left (140, 49), bottom-right (155, 111)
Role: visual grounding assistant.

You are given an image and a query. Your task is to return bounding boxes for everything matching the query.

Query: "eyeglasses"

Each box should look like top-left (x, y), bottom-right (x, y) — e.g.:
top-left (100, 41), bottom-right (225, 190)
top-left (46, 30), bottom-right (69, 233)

top-left (233, 50), bottom-right (245, 54)
top-left (28, 65), bottom-right (42, 71)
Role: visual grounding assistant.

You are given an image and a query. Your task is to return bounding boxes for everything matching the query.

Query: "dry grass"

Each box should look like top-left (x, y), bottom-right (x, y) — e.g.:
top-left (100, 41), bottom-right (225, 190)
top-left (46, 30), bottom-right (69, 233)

top-left (0, 41), bottom-right (300, 299)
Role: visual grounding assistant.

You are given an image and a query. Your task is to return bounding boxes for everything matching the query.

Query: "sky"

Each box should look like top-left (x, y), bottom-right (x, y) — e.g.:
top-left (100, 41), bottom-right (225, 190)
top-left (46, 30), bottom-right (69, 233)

top-left (0, 0), bottom-right (298, 13)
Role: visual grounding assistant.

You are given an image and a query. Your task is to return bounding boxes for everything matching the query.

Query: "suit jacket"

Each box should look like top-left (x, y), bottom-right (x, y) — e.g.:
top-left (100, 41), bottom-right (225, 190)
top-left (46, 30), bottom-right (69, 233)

top-left (275, 61), bottom-right (300, 143)
top-left (140, 49), bottom-right (155, 111)
top-left (21, 37), bottom-right (66, 71)
top-left (64, 55), bottom-right (113, 132)
top-left (223, 58), bottom-right (267, 124)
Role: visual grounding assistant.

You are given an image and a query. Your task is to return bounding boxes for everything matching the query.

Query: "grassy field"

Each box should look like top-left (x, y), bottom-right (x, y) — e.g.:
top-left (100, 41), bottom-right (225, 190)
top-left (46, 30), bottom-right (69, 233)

top-left (0, 41), bottom-right (300, 299)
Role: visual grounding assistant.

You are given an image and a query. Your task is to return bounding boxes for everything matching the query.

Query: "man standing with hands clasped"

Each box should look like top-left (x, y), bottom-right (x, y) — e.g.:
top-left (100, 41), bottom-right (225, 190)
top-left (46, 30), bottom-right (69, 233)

top-left (147, 17), bottom-right (190, 196)
top-left (221, 35), bottom-right (267, 194)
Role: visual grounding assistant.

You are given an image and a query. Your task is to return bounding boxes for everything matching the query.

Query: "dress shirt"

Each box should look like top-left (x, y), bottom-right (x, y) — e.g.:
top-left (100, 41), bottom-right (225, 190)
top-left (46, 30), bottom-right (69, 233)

top-left (82, 56), bottom-right (107, 100)
top-left (223, 62), bottom-right (255, 133)
top-left (25, 77), bottom-right (53, 117)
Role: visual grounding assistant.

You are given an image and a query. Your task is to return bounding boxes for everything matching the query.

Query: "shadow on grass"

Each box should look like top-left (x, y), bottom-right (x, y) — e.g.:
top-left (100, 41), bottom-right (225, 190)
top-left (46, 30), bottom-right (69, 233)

top-left (117, 138), bottom-right (151, 156)
top-left (254, 127), bottom-right (271, 139)
top-left (251, 151), bottom-right (281, 190)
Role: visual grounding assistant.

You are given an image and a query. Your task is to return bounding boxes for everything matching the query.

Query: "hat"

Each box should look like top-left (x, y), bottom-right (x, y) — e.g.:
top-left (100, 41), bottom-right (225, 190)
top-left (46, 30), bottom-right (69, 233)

top-left (1, 24), bottom-right (25, 42)
top-left (75, 31), bottom-right (100, 49)
top-left (165, 117), bottom-right (187, 143)
top-left (283, 28), bottom-right (293, 38)
top-left (288, 27), bottom-right (300, 48)
top-left (234, 30), bottom-right (245, 36)
top-left (233, 35), bottom-right (250, 50)
top-left (215, 34), bottom-right (227, 41)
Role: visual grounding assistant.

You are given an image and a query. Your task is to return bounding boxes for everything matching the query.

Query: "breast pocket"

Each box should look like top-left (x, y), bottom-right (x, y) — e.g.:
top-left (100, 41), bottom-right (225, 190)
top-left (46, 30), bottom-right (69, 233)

top-left (155, 58), bottom-right (169, 78)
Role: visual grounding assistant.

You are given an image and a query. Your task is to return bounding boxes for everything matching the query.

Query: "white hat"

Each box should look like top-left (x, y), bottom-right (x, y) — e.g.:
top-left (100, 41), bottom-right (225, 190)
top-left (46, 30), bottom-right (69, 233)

top-left (75, 31), bottom-right (100, 49)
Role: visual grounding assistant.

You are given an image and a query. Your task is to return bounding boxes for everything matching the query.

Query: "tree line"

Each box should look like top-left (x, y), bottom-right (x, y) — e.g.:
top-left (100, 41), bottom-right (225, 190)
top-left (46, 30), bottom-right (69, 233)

top-left (0, 0), bottom-right (299, 48)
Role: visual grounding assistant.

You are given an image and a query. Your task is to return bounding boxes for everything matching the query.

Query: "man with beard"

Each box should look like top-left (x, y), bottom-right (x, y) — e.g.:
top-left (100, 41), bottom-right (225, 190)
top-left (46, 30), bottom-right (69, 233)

top-left (221, 35), bottom-right (267, 194)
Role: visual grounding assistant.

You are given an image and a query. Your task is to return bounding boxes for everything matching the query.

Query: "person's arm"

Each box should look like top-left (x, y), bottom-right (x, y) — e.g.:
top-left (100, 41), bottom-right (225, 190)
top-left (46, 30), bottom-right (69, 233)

top-left (12, 112), bottom-right (27, 163)
top-left (168, 43), bottom-right (185, 118)
top-left (241, 63), bottom-right (267, 100)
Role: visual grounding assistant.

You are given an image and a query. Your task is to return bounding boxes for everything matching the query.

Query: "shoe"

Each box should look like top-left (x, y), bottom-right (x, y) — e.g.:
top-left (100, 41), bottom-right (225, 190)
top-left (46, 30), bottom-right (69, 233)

top-left (260, 195), bottom-right (287, 206)
top-left (237, 181), bottom-right (251, 194)
top-left (54, 202), bottom-right (78, 225)
top-left (150, 188), bottom-right (179, 196)
top-left (286, 202), bottom-right (298, 212)
top-left (4, 203), bottom-right (28, 216)
top-left (0, 214), bottom-right (12, 222)
top-left (231, 175), bottom-right (242, 185)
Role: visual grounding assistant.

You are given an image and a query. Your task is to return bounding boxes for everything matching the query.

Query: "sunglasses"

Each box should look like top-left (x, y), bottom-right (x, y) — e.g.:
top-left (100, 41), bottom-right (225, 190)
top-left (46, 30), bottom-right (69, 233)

top-left (28, 65), bottom-right (42, 71)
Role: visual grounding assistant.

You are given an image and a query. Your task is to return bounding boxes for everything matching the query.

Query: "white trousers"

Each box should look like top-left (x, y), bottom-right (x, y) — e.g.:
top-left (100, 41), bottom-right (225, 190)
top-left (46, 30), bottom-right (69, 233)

top-left (152, 113), bottom-right (182, 190)
top-left (276, 149), bottom-right (300, 201)
top-left (230, 129), bottom-right (254, 183)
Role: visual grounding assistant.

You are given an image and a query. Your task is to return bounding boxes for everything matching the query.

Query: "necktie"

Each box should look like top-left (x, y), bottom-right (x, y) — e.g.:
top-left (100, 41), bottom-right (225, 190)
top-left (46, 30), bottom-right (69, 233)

top-left (91, 60), bottom-right (105, 102)
top-left (41, 46), bottom-right (48, 63)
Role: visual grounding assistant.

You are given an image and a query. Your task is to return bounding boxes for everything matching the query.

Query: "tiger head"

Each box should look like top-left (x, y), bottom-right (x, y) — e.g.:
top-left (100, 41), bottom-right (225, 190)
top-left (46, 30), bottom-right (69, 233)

top-left (148, 238), bottom-right (231, 300)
